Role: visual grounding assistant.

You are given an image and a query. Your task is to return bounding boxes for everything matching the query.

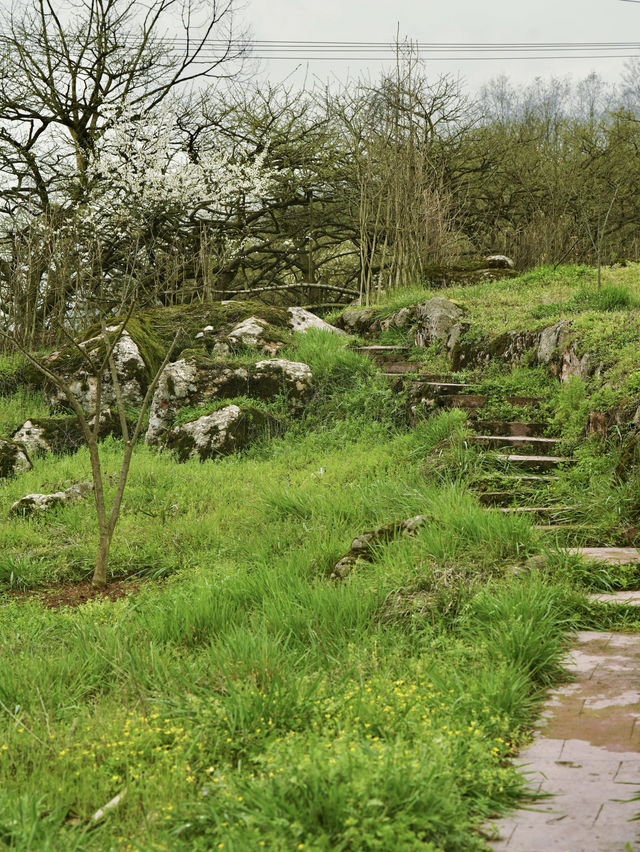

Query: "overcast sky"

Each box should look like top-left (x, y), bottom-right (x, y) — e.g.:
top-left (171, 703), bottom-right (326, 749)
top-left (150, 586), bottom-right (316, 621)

top-left (244, 0), bottom-right (640, 91)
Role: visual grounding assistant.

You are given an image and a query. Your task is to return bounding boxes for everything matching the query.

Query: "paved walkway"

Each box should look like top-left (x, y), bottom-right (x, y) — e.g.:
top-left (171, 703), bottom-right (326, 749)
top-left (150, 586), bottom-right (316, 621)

top-left (489, 631), bottom-right (640, 852)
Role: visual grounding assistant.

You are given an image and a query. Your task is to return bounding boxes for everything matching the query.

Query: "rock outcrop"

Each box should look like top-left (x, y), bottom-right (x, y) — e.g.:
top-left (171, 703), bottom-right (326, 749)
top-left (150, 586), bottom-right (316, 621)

top-left (164, 405), bottom-right (277, 462)
top-left (12, 412), bottom-right (124, 458)
top-left (414, 297), bottom-right (468, 355)
top-left (287, 307), bottom-right (346, 336)
top-left (10, 482), bottom-right (92, 517)
top-left (145, 354), bottom-right (313, 445)
top-left (249, 359), bottom-right (313, 402)
top-left (484, 254), bottom-right (515, 269)
top-left (0, 438), bottom-right (32, 478)
top-left (335, 308), bottom-right (380, 335)
top-left (44, 330), bottom-right (148, 413)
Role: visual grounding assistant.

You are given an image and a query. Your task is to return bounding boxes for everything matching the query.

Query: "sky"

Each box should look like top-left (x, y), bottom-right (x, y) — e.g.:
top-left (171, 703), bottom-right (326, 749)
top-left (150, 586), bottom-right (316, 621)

top-left (243, 0), bottom-right (640, 92)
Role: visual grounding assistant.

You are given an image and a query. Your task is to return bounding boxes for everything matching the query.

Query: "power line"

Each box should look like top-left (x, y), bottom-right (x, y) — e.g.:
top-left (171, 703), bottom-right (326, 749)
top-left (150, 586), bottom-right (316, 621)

top-left (1, 33), bottom-right (638, 61)
top-left (132, 38), bottom-right (640, 62)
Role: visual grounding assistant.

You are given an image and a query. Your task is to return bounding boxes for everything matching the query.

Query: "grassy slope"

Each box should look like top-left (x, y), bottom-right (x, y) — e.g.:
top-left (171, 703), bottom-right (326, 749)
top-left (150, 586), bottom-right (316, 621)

top-left (0, 280), bottom-right (639, 850)
top-left (341, 263), bottom-right (640, 413)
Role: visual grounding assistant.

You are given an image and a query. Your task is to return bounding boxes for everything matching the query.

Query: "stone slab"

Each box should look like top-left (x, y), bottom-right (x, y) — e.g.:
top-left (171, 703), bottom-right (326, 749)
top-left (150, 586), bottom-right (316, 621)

top-left (566, 547), bottom-right (640, 566)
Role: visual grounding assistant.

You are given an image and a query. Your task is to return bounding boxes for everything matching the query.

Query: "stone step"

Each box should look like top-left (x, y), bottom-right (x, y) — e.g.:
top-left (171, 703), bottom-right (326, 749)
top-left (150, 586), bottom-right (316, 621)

top-left (417, 381), bottom-right (471, 393)
top-left (355, 345), bottom-right (409, 353)
top-left (536, 523), bottom-right (584, 533)
top-left (563, 547), bottom-right (640, 565)
top-left (478, 474), bottom-right (560, 484)
top-left (474, 420), bottom-right (549, 438)
top-left (380, 362), bottom-right (421, 374)
top-left (497, 505), bottom-right (576, 515)
top-left (471, 435), bottom-right (561, 452)
top-left (589, 591), bottom-right (640, 605)
top-left (479, 491), bottom-right (524, 506)
top-left (479, 491), bottom-right (559, 507)
top-left (431, 394), bottom-right (543, 411)
top-left (496, 453), bottom-right (571, 470)
top-left (439, 393), bottom-right (486, 409)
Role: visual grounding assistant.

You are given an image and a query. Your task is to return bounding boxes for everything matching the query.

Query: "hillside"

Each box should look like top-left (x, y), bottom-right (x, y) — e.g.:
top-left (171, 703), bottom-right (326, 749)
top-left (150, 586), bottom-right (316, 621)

top-left (1, 265), bottom-right (640, 851)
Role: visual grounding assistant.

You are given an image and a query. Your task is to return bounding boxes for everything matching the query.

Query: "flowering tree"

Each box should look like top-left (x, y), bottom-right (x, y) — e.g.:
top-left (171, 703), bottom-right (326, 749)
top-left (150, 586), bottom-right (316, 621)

top-left (0, 0), bottom-right (249, 343)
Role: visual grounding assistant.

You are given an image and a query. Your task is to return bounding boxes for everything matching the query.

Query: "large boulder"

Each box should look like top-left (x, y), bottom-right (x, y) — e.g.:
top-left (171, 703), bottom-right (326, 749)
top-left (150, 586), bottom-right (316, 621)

top-left (12, 412), bottom-right (122, 458)
top-left (380, 307), bottom-right (415, 332)
top-left (0, 438), bottom-right (32, 478)
top-left (145, 354), bottom-right (250, 445)
top-left (196, 315), bottom-right (294, 357)
top-left (145, 354), bottom-right (313, 445)
top-left (10, 482), bottom-right (92, 517)
top-left (248, 359), bottom-right (313, 402)
top-left (287, 307), bottom-right (346, 336)
top-left (44, 330), bottom-right (148, 414)
top-left (334, 308), bottom-right (379, 335)
top-left (484, 254), bottom-right (515, 269)
top-left (414, 298), bottom-right (468, 354)
top-left (13, 416), bottom-right (84, 457)
top-left (164, 405), bottom-right (277, 462)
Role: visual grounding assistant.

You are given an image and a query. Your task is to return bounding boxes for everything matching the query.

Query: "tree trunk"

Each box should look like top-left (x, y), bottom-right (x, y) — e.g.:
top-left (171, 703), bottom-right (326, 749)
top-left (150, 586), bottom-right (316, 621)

top-left (92, 530), bottom-right (112, 588)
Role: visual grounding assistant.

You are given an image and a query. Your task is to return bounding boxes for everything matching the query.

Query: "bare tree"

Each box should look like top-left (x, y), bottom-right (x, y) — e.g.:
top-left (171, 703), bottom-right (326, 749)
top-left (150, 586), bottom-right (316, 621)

top-left (0, 310), bottom-right (180, 588)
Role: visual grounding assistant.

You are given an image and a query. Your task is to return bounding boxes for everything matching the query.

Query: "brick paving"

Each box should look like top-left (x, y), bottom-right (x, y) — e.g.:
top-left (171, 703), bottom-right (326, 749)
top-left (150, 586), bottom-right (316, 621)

top-left (489, 631), bottom-right (640, 851)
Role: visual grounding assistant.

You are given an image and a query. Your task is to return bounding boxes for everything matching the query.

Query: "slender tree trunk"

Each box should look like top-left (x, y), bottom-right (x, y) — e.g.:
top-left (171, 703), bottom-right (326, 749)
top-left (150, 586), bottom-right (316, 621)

top-left (93, 529), bottom-right (112, 588)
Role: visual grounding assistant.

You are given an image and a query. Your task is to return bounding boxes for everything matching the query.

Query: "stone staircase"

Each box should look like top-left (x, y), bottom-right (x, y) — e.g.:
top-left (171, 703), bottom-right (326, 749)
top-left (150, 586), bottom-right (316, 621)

top-left (358, 346), bottom-right (640, 555)
top-left (357, 348), bottom-right (576, 532)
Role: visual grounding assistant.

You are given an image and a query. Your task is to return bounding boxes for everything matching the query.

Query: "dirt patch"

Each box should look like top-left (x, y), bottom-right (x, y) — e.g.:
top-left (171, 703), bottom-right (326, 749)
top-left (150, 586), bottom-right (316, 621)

top-left (5, 579), bottom-right (141, 609)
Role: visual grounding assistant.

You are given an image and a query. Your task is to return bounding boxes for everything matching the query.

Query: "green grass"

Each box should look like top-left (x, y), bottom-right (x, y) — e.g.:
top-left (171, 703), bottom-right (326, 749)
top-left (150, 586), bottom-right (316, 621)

top-left (1, 301), bottom-right (640, 849)
top-left (0, 404), bottom-right (588, 852)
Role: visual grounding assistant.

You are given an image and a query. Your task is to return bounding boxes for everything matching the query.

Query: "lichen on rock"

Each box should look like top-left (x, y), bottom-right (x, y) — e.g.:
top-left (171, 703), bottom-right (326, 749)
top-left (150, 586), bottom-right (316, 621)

top-left (164, 405), bottom-right (277, 462)
top-left (10, 481), bottom-right (92, 517)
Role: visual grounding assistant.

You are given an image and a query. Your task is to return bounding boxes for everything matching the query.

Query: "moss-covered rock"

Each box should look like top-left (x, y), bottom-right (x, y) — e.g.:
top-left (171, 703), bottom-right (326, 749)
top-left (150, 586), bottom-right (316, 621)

top-left (9, 482), bottom-right (92, 517)
top-left (11, 411), bottom-right (122, 457)
top-left (0, 438), bottom-right (32, 478)
top-left (163, 405), bottom-right (279, 462)
top-left (145, 355), bottom-right (251, 445)
top-left (38, 329), bottom-right (149, 414)
top-left (145, 354), bottom-right (313, 445)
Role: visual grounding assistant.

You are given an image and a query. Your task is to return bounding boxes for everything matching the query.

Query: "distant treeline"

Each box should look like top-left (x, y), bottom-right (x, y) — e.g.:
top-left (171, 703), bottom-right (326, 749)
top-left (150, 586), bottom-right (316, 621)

top-left (2, 2), bottom-right (640, 345)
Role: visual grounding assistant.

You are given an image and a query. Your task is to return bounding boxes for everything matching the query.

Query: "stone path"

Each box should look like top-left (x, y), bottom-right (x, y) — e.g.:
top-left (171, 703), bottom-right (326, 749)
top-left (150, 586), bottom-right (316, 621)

top-left (489, 631), bottom-right (640, 851)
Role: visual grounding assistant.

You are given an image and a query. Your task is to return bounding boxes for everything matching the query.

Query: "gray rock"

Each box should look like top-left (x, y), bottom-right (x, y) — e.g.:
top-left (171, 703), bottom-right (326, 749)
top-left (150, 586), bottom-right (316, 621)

top-left (145, 357), bottom-right (249, 445)
top-left (537, 321), bottom-right (571, 364)
top-left (485, 254), bottom-right (515, 269)
top-left (249, 359), bottom-right (313, 403)
top-left (227, 316), bottom-right (270, 348)
top-left (46, 330), bottom-right (147, 413)
top-left (336, 308), bottom-right (379, 335)
top-left (414, 297), bottom-right (467, 354)
top-left (164, 405), bottom-right (275, 462)
top-left (0, 438), bottom-right (32, 478)
top-left (145, 356), bottom-right (313, 445)
top-left (561, 346), bottom-right (592, 382)
top-left (12, 416), bottom-right (91, 457)
top-left (380, 306), bottom-right (414, 332)
top-left (10, 481), bottom-right (92, 517)
top-left (287, 307), bottom-right (346, 336)
top-left (331, 515), bottom-right (428, 579)
top-left (12, 420), bottom-right (50, 457)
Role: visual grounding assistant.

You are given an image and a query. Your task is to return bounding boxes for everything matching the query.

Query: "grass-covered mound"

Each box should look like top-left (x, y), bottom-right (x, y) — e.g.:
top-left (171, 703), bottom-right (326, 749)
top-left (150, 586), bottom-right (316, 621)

top-left (1, 281), bottom-right (640, 849)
